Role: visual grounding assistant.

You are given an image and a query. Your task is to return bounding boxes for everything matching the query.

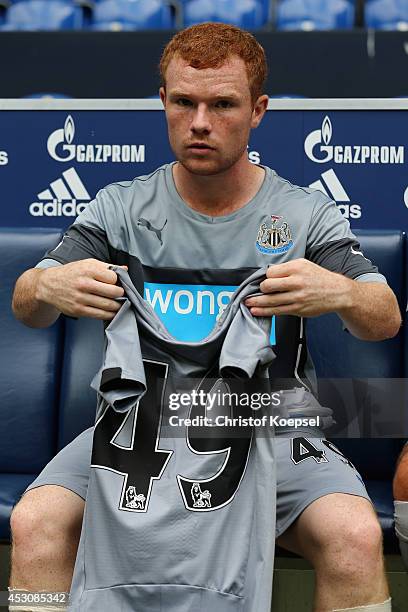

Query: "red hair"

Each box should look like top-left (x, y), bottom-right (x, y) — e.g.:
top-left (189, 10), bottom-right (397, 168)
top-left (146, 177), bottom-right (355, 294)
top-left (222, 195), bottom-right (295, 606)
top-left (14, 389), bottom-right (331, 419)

top-left (159, 22), bottom-right (267, 105)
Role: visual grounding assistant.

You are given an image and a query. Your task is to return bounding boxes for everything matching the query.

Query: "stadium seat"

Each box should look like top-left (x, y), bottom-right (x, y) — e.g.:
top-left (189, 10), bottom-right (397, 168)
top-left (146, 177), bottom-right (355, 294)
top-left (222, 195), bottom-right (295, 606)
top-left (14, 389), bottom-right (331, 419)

top-left (184, 0), bottom-right (266, 29)
top-left (90, 0), bottom-right (174, 30)
top-left (0, 228), bottom-right (64, 541)
top-left (276, 0), bottom-right (355, 31)
top-left (57, 317), bottom-right (104, 448)
top-left (2, 0), bottom-right (84, 30)
top-left (307, 229), bottom-right (407, 553)
top-left (365, 0), bottom-right (408, 30)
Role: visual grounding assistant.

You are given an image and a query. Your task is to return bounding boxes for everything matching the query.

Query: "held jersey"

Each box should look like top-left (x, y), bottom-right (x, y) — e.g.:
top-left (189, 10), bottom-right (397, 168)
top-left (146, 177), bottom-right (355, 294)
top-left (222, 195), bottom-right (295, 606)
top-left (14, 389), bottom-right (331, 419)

top-left (36, 162), bottom-right (386, 389)
top-left (68, 267), bottom-right (276, 612)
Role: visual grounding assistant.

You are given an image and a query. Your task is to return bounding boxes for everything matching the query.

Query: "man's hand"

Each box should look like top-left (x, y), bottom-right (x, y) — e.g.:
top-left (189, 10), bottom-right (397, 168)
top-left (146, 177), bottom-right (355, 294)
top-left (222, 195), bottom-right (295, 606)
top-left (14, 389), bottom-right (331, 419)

top-left (36, 259), bottom-right (126, 320)
top-left (12, 258), bottom-right (128, 328)
top-left (245, 258), bottom-right (401, 341)
top-left (245, 259), bottom-right (351, 317)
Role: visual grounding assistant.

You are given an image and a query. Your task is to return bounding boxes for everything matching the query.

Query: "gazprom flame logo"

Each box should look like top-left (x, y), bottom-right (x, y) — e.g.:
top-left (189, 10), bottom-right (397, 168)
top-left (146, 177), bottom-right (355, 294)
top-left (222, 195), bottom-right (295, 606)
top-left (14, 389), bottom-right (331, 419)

top-left (47, 114), bottom-right (145, 163)
top-left (64, 115), bottom-right (75, 144)
top-left (47, 115), bottom-right (76, 162)
top-left (304, 115), bottom-right (333, 163)
top-left (321, 115), bottom-right (332, 145)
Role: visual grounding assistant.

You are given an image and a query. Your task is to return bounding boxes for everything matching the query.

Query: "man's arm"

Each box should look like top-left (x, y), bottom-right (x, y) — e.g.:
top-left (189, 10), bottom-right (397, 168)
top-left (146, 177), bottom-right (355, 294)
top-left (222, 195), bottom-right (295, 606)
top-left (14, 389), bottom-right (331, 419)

top-left (12, 259), bottom-right (126, 329)
top-left (245, 258), bottom-right (401, 341)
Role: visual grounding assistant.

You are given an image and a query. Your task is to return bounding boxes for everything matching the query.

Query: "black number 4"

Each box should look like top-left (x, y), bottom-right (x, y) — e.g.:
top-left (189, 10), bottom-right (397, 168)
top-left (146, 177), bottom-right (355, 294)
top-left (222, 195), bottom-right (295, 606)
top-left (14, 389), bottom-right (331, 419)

top-left (291, 437), bottom-right (329, 465)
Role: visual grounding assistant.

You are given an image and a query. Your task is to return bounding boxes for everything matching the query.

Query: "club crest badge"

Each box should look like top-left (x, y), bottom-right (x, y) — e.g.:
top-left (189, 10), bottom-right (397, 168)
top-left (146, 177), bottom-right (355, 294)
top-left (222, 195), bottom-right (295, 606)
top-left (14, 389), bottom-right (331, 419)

top-left (256, 215), bottom-right (294, 254)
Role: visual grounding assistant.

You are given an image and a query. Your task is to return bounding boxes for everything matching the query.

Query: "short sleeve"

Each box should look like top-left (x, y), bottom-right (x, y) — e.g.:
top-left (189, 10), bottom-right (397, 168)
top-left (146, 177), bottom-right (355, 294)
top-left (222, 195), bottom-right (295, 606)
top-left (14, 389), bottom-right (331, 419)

top-left (306, 195), bottom-right (387, 284)
top-left (35, 187), bottom-right (120, 267)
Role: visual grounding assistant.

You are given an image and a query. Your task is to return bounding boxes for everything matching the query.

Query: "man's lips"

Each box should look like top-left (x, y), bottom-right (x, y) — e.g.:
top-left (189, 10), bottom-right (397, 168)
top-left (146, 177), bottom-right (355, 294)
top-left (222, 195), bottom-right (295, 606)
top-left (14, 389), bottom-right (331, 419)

top-left (187, 143), bottom-right (214, 149)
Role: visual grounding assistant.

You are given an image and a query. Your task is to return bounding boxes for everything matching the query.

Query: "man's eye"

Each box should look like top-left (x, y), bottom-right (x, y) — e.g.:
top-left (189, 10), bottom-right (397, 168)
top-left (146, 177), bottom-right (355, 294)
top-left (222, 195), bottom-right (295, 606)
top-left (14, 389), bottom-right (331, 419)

top-left (177, 98), bottom-right (192, 106)
top-left (216, 100), bottom-right (232, 108)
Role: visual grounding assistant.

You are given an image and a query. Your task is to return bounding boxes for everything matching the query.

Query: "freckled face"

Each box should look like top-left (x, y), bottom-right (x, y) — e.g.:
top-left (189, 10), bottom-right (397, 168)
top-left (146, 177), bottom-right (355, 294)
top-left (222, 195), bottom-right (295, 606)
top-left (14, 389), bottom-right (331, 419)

top-left (160, 55), bottom-right (259, 176)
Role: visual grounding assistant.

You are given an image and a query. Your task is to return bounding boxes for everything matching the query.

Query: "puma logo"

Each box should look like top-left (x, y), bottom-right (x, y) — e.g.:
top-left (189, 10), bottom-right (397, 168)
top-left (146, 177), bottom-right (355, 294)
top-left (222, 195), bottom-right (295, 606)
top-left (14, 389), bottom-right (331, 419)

top-left (350, 246), bottom-right (364, 257)
top-left (137, 218), bottom-right (167, 245)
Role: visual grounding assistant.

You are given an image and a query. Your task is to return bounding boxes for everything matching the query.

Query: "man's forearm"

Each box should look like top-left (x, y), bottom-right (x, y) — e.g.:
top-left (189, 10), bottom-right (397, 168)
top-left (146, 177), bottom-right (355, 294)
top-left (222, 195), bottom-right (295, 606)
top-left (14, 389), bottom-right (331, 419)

top-left (12, 268), bottom-right (60, 328)
top-left (337, 280), bottom-right (402, 341)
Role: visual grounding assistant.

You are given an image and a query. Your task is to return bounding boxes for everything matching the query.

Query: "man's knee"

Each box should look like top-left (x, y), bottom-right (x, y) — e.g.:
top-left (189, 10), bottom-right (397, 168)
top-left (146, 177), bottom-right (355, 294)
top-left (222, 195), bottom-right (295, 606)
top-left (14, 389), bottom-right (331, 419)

top-left (11, 485), bottom-right (84, 556)
top-left (298, 496), bottom-right (384, 576)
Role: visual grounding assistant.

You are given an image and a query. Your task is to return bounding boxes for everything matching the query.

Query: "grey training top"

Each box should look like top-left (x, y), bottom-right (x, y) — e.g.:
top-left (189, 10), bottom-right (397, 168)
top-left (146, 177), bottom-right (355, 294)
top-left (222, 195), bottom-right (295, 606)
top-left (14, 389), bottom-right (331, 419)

top-left (36, 162), bottom-right (386, 393)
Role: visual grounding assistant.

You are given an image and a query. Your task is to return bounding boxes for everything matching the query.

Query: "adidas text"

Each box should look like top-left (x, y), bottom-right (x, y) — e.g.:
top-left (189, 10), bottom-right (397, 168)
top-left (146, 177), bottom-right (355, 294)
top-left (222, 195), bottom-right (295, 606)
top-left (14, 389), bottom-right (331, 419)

top-left (29, 200), bottom-right (88, 217)
top-left (337, 204), bottom-right (361, 219)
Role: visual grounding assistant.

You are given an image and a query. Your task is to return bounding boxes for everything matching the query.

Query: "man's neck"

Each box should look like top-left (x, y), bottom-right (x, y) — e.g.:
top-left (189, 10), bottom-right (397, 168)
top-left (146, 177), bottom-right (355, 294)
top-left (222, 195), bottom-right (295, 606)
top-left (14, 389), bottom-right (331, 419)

top-left (172, 159), bottom-right (265, 217)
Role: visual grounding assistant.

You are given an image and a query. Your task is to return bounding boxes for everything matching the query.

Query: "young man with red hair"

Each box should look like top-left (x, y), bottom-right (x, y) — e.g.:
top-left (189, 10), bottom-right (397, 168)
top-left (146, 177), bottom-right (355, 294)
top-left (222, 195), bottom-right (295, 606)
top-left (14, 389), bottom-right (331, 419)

top-left (10, 23), bottom-right (399, 612)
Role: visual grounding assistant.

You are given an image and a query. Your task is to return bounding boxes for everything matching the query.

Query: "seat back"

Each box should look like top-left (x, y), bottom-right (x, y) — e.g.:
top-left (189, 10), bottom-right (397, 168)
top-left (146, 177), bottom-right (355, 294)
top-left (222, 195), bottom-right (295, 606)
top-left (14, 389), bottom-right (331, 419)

top-left (58, 317), bottom-right (104, 448)
top-left (5, 0), bottom-right (84, 30)
top-left (0, 228), bottom-right (63, 473)
top-left (92, 0), bottom-right (174, 29)
top-left (365, 0), bottom-right (408, 30)
top-left (184, 0), bottom-right (266, 28)
top-left (308, 229), bottom-right (405, 380)
top-left (276, 0), bottom-right (355, 30)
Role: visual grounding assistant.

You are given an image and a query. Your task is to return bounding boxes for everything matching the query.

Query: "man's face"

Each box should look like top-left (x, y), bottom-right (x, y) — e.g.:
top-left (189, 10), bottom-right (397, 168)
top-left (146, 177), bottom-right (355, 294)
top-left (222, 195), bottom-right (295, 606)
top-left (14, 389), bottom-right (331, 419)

top-left (160, 55), bottom-right (267, 176)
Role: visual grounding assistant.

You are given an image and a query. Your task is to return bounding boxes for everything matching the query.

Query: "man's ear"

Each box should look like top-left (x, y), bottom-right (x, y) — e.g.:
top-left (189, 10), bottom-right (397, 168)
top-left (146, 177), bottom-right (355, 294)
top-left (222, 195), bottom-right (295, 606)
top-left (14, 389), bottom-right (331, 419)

top-left (159, 87), bottom-right (166, 107)
top-left (251, 94), bottom-right (269, 129)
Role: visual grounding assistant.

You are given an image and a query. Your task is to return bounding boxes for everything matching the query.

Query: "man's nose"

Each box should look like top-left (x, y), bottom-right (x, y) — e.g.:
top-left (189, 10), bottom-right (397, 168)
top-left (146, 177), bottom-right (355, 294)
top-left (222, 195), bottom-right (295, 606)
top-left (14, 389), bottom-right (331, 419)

top-left (190, 104), bottom-right (211, 133)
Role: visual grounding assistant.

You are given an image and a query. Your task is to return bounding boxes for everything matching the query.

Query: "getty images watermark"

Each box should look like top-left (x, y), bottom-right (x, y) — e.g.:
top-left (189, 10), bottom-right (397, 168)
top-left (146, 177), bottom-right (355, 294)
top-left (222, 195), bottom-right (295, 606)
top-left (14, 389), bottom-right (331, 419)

top-left (166, 389), bottom-right (321, 430)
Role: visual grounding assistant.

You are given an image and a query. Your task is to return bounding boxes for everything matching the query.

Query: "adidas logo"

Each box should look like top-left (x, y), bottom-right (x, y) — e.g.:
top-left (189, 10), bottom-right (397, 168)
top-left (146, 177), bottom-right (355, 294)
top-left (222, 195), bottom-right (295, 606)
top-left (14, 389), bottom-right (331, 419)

top-left (308, 169), bottom-right (362, 219)
top-left (29, 167), bottom-right (91, 217)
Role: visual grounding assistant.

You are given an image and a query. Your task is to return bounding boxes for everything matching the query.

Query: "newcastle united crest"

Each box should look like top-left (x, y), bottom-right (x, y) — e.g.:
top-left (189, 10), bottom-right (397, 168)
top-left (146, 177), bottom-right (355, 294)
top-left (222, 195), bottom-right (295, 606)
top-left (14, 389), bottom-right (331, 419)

top-left (256, 215), bottom-right (294, 254)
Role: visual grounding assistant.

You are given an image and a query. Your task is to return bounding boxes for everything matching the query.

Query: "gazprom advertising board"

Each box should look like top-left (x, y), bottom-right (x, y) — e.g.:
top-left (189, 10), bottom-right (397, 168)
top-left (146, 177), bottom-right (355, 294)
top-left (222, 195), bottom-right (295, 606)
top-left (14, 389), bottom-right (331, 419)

top-left (0, 99), bottom-right (407, 232)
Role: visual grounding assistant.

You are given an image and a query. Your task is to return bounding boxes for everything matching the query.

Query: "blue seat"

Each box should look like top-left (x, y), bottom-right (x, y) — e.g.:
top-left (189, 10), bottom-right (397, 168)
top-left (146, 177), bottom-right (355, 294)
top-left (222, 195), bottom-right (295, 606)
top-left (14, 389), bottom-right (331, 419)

top-left (334, 439), bottom-right (405, 552)
top-left (91, 0), bottom-right (173, 29)
top-left (184, 0), bottom-right (266, 29)
top-left (2, 0), bottom-right (84, 30)
top-left (308, 230), bottom-right (405, 380)
top-left (276, 0), bottom-right (355, 30)
top-left (307, 229), bottom-right (406, 553)
top-left (365, 0), bottom-right (408, 30)
top-left (58, 317), bottom-right (104, 449)
top-left (0, 228), bottom-right (63, 541)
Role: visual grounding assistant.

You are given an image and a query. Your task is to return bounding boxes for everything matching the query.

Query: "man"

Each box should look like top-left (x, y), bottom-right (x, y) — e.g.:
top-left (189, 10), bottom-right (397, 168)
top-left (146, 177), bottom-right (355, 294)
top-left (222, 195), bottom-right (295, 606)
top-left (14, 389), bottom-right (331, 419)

top-left (10, 22), bottom-right (400, 612)
top-left (393, 443), bottom-right (408, 569)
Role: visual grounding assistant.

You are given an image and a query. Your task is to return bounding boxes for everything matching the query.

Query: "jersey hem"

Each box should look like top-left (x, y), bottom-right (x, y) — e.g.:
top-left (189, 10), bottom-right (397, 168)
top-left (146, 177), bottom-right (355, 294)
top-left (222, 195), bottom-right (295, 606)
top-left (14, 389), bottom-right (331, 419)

top-left (24, 477), bottom-right (88, 501)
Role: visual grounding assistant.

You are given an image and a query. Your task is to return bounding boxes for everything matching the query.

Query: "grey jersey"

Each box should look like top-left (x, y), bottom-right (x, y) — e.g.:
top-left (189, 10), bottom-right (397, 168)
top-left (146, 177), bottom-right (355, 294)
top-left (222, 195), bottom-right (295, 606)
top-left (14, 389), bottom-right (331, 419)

top-left (69, 267), bottom-right (276, 612)
top-left (37, 162), bottom-right (386, 392)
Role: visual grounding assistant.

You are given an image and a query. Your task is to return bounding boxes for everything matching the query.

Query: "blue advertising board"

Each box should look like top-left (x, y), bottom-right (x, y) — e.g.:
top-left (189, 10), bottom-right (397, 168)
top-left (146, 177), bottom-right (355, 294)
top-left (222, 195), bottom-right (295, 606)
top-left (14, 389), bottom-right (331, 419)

top-left (0, 99), bottom-right (407, 232)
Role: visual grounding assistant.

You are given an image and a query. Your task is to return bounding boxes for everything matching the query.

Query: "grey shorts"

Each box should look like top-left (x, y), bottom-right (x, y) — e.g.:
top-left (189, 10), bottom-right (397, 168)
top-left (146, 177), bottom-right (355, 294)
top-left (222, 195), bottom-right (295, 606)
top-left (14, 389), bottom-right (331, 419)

top-left (25, 429), bottom-right (370, 538)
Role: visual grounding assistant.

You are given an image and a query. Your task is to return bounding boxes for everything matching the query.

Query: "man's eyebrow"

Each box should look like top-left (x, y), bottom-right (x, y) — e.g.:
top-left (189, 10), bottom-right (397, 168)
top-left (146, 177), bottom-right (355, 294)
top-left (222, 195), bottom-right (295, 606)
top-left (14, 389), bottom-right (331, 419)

top-left (168, 91), bottom-right (240, 101)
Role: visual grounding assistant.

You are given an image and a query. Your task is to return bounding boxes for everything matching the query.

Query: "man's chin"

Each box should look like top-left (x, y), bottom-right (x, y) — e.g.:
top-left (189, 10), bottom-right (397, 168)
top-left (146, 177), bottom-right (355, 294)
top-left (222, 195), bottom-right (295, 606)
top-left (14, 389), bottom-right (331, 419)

top-left (178, 158), bottom-right (231, 177)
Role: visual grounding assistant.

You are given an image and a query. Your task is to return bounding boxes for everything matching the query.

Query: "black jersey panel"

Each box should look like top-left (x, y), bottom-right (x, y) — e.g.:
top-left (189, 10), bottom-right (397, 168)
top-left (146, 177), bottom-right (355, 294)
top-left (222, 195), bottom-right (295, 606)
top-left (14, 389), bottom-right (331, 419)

top-left (41, 224), bottom-right (111, 265)
top-left (307, 237), bottom-right (380, 279)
